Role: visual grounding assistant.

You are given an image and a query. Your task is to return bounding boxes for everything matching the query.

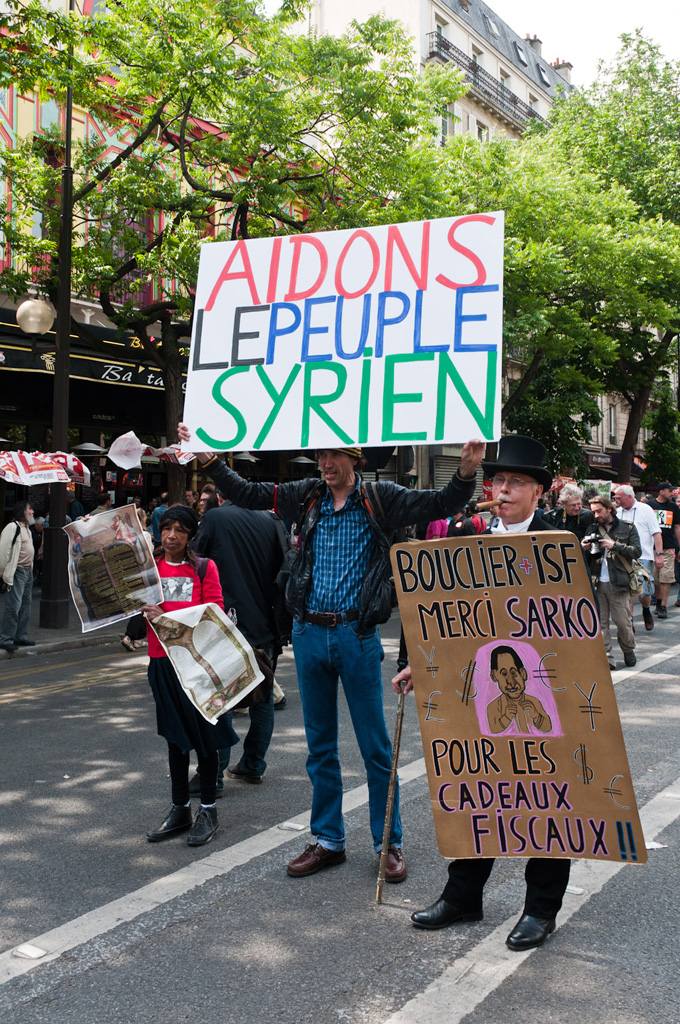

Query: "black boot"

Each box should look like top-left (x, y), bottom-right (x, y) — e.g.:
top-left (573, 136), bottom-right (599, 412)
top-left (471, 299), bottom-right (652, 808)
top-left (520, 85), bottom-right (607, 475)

top-left (147, 804), bottom-right (192, 842)
top-left (187, 805), bottom-right (219, 846)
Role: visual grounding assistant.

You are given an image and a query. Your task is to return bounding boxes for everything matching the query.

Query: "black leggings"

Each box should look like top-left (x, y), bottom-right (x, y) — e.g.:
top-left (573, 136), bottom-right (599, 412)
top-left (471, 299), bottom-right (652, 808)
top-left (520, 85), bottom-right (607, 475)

top-left (168, 743), bottom-right (218, 805)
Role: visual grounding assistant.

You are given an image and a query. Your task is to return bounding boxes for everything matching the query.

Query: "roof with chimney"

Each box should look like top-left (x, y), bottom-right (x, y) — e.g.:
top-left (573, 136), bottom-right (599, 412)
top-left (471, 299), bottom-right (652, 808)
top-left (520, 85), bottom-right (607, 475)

top-left (443, 0), bottom-right (574, 96)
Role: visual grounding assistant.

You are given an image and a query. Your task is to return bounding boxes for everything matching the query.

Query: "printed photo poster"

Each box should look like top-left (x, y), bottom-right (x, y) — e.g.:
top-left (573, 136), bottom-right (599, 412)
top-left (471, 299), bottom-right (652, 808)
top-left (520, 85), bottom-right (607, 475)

top-left (150, 603), bottom-right (264, 722)
top-left (181, 214), bottom-right (504, 453)
top-left (392, 531), bottom-right (646, 865)
top-left (64, 505), bottom-right (162, 632)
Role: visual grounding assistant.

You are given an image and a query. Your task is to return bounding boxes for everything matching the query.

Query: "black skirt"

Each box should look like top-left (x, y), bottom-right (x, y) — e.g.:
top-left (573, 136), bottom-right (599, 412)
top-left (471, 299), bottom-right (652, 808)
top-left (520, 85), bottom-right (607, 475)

top-left (148, 657), bottom-right (240, 756)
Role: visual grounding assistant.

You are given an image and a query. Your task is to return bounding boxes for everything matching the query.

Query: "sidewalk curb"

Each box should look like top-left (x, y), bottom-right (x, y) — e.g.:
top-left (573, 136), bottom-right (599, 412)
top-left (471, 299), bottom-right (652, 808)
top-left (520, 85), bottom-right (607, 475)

top-left (0, 633), bottom-right (121, 661)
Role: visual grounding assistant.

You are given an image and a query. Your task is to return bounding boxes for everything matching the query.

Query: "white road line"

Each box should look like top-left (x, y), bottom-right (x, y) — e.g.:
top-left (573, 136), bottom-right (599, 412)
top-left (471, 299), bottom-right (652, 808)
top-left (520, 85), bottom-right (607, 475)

top-left (0, 641), bottom-right (678, 988)
top-left (383, 775), bottom-right (680, 1024)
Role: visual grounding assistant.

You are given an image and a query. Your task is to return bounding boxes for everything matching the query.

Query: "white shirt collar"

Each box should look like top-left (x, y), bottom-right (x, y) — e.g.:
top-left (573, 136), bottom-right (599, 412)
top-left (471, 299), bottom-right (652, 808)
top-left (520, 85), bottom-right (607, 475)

top-left (490, 513), bottom-right (535, 534)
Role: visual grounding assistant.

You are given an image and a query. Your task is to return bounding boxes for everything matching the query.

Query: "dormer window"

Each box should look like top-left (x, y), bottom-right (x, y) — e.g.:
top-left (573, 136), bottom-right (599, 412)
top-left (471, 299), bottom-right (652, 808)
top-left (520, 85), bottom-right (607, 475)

top-left (515, 43), bottom-right (528, 66)
top-left (537, 65), bottom-right (551, 87)
top-left (484, 15), bottom-right (500, 37)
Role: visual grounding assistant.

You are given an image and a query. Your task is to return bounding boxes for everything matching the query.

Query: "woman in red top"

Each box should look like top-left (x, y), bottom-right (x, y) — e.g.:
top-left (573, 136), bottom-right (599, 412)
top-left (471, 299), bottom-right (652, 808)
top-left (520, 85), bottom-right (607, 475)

top-left (141, 506), bottom-right (238, 847)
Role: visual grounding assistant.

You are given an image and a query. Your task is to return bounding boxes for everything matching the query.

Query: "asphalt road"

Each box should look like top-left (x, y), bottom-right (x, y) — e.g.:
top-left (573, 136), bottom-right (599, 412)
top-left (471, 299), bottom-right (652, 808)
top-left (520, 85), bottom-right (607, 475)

top-left (0, 609), bottom-right (679, 1024)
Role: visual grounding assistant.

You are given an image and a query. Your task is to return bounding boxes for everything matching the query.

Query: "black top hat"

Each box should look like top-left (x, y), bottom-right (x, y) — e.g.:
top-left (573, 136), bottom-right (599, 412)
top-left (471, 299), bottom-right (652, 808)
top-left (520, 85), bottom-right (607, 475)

top-left (482, 435), bottom-right (553, 491)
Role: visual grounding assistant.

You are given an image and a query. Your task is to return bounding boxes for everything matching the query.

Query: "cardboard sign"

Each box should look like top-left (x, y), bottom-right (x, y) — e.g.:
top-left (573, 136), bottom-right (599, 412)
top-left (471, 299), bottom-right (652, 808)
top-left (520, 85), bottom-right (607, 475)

top-left (182, 215), bottom-right (504, 452)
top-left (392, 531), bottom-right (646, 864)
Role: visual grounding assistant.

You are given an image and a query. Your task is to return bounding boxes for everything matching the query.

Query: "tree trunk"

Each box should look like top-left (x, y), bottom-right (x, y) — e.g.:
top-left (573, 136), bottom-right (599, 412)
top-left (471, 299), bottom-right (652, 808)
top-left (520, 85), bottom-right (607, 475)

top-left (162, 327), bottom-right (190, 505)
top-left (617, 385), bottom-right (652, 482)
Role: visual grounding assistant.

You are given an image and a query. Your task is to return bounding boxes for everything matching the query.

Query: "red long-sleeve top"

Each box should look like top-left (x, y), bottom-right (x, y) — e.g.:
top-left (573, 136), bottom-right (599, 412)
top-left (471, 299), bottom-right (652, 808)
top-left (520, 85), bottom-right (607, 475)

top-left (147, 557), bottom-right (224, 658)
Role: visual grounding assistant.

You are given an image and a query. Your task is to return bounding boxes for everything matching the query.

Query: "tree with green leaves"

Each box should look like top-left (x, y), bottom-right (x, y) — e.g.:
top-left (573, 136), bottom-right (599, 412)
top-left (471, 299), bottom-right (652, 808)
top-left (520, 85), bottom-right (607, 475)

top-left (542, 33), bottom-right (680, 481)
top-left (0, 0), bottom-right (464, 495)
top-left (424, 130), bottom-right (680, 475)
top-left (641, 380), bottom-right (680, 488)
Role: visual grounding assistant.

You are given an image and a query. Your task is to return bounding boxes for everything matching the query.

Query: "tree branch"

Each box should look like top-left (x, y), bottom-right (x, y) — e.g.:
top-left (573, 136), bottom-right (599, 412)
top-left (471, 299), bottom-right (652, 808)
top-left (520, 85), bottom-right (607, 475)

top-left (73, 96), bottom-right (171, 205)
top-left (501, 349), bottom-right (545, 420)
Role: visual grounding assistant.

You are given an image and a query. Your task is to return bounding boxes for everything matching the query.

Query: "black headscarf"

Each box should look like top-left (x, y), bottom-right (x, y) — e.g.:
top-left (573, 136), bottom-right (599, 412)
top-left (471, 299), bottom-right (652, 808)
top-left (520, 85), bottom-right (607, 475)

top-left (158, 505), bottom-right (199, 539)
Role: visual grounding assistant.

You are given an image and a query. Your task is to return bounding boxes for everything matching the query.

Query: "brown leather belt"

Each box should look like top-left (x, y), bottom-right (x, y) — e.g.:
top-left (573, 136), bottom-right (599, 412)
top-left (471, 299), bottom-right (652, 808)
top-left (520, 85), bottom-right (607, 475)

top-left (304, 609), bottom-right (359, 627)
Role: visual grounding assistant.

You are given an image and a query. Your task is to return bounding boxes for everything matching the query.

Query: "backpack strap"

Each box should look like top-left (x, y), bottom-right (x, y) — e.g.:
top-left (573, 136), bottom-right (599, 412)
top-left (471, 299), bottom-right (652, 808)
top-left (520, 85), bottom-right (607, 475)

top-left (364, 481), bottom-right (387, 532)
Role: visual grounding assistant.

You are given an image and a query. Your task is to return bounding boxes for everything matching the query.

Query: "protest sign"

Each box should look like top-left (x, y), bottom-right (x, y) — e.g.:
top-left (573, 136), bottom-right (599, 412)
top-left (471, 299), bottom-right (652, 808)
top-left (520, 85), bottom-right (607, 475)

top-left (182, 214), bottom-right (504, 452)
top-left (150, 603), bottom-right (264, 722)
top-left (64, 506), bottom-right (162, 632)
top-left (392, 531), bottom-right (646, 864)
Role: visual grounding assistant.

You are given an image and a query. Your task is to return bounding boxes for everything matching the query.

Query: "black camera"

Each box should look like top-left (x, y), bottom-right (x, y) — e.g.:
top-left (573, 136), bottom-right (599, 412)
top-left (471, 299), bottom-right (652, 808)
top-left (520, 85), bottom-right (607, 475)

top-left (583, 531), bottom-right (601, 556)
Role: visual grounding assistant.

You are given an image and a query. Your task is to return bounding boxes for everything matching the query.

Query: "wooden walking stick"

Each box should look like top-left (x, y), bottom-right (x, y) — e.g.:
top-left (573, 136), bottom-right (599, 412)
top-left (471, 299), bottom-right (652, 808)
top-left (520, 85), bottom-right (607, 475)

top-left (376, 634), bottom-right (409, 904)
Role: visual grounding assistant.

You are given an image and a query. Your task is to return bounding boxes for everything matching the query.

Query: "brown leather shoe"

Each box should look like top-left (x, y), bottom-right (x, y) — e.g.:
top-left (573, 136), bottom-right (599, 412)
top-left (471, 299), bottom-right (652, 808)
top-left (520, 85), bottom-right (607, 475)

top-left (384, 845), bottom-right (407, 883)
top-left (287, 843), bottom-right (346, 877)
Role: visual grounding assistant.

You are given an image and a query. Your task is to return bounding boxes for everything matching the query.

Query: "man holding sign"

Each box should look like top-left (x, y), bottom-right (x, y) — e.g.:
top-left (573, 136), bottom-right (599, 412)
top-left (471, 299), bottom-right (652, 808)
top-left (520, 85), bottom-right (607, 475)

top-left (178, 422), bottom-right (484, 881)
top-left (393, 436), bottom-right (574, 951)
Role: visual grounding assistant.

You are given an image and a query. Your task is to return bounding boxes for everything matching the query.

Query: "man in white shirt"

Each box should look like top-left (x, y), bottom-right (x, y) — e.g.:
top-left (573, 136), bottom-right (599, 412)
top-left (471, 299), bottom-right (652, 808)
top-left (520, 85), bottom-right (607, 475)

top-left (614, 485), bottom-right (663, 631)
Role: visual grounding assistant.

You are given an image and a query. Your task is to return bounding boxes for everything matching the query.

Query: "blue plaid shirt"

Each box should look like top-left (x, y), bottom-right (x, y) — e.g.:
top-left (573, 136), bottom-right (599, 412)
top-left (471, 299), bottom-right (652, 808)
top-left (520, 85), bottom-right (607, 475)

top-left (306, 476), bottom-right (373, 612)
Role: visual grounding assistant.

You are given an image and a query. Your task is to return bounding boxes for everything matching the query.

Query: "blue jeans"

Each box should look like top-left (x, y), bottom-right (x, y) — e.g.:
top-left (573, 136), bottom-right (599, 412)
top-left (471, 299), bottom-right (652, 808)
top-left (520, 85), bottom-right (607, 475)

top-left (1, 565), bottom-right (33, 645)
top-left (292, 618), bottom-right (402, 853)
top-left (217, 690), bottom-right (274, 779)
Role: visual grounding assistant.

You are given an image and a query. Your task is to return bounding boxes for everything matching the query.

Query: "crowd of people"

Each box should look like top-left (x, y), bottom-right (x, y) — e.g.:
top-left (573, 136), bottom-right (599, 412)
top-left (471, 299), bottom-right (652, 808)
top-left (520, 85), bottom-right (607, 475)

top-left (2, 436), bottom-right (678, 952)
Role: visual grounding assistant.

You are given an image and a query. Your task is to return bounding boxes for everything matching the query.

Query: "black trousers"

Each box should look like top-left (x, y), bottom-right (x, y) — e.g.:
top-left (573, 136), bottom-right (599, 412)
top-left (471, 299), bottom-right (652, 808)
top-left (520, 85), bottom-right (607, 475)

top-left (442, 857), bottom-right (571, 919)
top-left (168, 743), bottom-right (218, 805)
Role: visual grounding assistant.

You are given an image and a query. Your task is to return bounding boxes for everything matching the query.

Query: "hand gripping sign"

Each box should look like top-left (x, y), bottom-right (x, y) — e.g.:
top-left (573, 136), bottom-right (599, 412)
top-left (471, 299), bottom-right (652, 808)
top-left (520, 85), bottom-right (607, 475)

top-left (391, 531), bottom-right (646, 865)
top-left (181, 214), bottom-right (504, 452)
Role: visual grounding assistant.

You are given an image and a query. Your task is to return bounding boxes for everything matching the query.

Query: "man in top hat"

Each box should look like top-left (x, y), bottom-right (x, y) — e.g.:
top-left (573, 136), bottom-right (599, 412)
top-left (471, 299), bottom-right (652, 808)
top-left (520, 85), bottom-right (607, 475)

top-left (177, 423), bottom-right (485, 884)
top-left (393, 435), bottom-right (571, 952)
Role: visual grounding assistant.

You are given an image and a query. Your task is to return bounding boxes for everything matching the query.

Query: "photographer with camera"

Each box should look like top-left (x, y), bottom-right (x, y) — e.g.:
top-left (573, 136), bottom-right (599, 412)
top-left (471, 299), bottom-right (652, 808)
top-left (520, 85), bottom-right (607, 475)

top-left (582, 496), bottom-right (641, 669)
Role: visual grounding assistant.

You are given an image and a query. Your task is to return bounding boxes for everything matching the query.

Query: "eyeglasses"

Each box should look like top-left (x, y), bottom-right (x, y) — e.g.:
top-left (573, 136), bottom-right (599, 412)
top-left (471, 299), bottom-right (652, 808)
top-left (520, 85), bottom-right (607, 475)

top-left (491, 474), bottom-right (536, 490)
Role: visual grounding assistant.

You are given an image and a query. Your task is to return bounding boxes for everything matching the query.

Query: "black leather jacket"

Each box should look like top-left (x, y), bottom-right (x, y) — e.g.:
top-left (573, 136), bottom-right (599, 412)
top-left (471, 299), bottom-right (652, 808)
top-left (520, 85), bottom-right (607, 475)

top-left (583, 517), bottom-right (641, 590)
top-left (205, 459), bottom-right (476, 630)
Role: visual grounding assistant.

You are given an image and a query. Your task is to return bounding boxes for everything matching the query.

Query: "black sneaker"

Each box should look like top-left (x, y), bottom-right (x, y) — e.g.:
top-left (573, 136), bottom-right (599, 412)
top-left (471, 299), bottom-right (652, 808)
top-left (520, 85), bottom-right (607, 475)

top-left (147, 804), bottom-right (192, 842)
top-left (659, 606), bottom-right (668, 619)
top-left (187, 805), bottom-right (218, 846)
top-left (623, 651), bottom-right (637, 667)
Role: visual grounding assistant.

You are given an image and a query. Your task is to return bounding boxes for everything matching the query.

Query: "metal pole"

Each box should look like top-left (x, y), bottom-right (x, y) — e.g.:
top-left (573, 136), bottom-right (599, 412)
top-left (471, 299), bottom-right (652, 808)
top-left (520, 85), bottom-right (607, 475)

top-left (39, 2), bottom-right (73, 628)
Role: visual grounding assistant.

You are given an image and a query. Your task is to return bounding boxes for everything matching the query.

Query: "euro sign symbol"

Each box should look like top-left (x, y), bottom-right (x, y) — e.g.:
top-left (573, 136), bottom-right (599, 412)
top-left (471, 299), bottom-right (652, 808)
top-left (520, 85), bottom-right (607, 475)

top-left (574, 743), bottom-right (594, 784)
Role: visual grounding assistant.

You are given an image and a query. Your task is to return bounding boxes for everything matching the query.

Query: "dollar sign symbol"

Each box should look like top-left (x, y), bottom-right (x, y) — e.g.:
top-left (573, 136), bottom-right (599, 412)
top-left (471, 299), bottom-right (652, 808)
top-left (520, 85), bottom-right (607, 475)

top-left (457, 661), bottom-right (478, 704)
top-left (574, 744), bottom-right (594, 784)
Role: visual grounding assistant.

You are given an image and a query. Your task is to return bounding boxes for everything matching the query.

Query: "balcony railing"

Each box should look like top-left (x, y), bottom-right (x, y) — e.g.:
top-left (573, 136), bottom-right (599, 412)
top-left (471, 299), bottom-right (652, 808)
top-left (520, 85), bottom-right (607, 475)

top-left (427, 33), bottom-right (546, 129)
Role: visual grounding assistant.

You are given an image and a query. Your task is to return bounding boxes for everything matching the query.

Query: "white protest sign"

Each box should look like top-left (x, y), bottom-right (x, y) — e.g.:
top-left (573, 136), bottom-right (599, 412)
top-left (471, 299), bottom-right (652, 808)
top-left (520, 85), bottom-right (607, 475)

top-left (181, 214), bottom-right (504, 452)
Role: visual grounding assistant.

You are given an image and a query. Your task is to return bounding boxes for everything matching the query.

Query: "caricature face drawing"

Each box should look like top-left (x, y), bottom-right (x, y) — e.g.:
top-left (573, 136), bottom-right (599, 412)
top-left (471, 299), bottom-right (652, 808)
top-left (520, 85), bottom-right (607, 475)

top-left (486, 645), bottom-right (554, 736)
top-left (491, 651), bottom-right (527, 702)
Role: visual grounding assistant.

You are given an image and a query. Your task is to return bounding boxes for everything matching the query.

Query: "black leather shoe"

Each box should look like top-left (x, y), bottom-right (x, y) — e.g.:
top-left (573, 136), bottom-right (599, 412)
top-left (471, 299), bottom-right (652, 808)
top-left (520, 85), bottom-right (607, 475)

top-left (188, 773), bottom-right (224, 798)
top-left (187, 805), bottom-right (218, 846)
top-left (227, 763), bottom-right (262, 784)
top-left (14, 639), bottom-right (36, 647)
top-left (147, 804), bottom-right (192, 842)
top-left (0, 642), bottom-right (17, 653)
top-left (410, 899), bottom-right (483, 930)
top-left (506, 913), bottom-right (556, 951)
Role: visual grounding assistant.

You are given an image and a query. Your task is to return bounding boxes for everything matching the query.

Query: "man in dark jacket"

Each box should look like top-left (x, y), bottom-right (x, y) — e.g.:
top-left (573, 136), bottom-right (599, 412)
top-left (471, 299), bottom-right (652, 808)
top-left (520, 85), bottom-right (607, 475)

top-left (544, 483), bottom-right (595, 541)
top-left (178, 422), bottom-right (484, 884)
top-left (394, 435), bottom-right (575, 953)
top-left (582, 495), bottom-right (641, 670)
top-left (192, 501), bottom-right (287, 788)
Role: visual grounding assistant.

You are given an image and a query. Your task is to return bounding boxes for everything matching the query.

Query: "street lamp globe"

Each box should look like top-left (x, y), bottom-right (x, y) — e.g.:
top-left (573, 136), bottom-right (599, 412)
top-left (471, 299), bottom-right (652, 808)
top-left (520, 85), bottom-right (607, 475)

top-left (16, 298), bottom-right (55, 335)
